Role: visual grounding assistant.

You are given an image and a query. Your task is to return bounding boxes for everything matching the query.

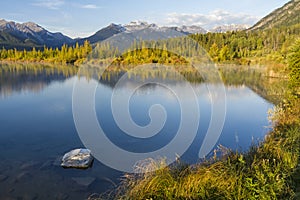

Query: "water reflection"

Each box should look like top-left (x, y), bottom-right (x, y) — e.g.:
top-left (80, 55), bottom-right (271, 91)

top-left (0, 63), bottom-right (286, 199)
top-left (0, 63), bottom-right (287, 104)
top-left (0, 63), bottom-right (78, 98)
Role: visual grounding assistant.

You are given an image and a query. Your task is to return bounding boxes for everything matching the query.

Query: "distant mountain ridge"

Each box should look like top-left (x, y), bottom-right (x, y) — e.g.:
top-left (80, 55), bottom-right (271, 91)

top-left (0, 19), bottom-right (73, 49)
top-left (249, 0), bottom-right (300, 31)
top-left (122, 21), bottom-right (207, 34)
top-left (210, 24), bottom-right (249, 33)
top-left (76, 23), bottom-right (125, 45)
top-left (3, 0), bottom-right (299, 50)
top-left (77, 21), bottom-right (249, 46)
top-left (77, 21), bottom-right (208, 45)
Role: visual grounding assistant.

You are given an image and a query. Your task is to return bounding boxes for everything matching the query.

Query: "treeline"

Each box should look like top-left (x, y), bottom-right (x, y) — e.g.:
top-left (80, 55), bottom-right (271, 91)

top-left (0, 24), bottom-right (299, 66)
top-left (192, 24), bottom-right (300, 65)
top-left (112, 38), bottom-right (300, 200)
top-left (0, 40), bottom-right (92, 65)
top-left (90, 40), bottom-right (196, 65)
top-left (90, 24), bottom-right (299, 66)
top-left (288, 39), bottom-right (300, 96)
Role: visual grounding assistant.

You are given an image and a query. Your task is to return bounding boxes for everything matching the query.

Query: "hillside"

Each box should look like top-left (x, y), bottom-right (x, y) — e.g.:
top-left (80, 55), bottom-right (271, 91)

top-left (0, 18), bottom-right (249, 50)
top-left (78, 21), bottom-right (207, 45)
top-left (76, 23), bottom-right (125, 45)
top-left (0, 19), bottom-right (74, 49)
top-left (250, 0), bottom-right (300, 30)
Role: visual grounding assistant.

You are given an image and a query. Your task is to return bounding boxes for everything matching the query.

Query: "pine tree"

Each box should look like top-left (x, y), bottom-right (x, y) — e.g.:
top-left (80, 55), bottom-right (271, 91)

top-left (288, 39), bottom-right (300, 95)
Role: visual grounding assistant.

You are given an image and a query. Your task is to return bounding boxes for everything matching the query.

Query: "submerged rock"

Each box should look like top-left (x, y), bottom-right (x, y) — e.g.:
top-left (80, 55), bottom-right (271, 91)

top-left (55, 193), bottom-right (69, 200)
top-left (0, 174), bottom-right (8, 182)
top-left (72, 177), bottom-right (96, 187)
top-left (20, 161), bottom-right (40, 170)
top-left (53, 156), bottom-right (63, 167)
top-left (14, 171), bottom-right (32, 183)
top-left (39, 160), bottom-right (52, 170)
top-left (61, 148), bottom-right (94, 169)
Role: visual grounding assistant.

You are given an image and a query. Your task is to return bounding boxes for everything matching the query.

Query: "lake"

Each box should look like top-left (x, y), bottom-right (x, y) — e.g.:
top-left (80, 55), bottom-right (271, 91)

top-left (0, 63), bottom-right (279, 199)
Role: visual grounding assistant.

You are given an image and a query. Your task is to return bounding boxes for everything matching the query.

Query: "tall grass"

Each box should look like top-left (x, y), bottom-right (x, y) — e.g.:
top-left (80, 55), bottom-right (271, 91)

top-left (104, 41), bottom-right (300, 200)
top-left (111, 96), bottom-right (300, 199)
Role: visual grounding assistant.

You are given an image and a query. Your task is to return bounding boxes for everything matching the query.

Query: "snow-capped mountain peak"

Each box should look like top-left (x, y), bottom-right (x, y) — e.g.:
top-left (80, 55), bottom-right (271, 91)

top-left (123, 21), bottom-right (206, 34)
top-left (209, 24), bottom-right (249, 33)
top-left (0, 19), bottom-right (45, 33)
top-left (124, 21), bottom-right (157, 32)
top-left (175, 25), bottom-right (207, 34)
top-left (21, 22), bottom-right (44, 32)
top-left (108, 23), bottom-right (126, 32)
top-left (0, 19), bottom-right (73, 47)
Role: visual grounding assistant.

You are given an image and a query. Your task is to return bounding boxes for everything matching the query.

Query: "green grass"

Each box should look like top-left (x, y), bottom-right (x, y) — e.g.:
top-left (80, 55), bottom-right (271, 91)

top-left (109, 42), bottom-right (300, 199)
top-left (106, 92), bottom-right (300, 200)
top-left (112, 126), bottom-right (299, 199)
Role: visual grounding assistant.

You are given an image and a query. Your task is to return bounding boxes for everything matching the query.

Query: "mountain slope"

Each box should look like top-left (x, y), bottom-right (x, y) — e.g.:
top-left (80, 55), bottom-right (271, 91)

top-left (0, 19), bottom-right (74, 49)
top-left (80, 21), bottom-right (206, 45)
top-left (103, 27), bottom-right (187, 52)
top-left (249, 0), bottom-right (300, 31)
top-left (210, 24), bottom-right (249, 33)
top-left (76, 23), bottom-right (125, 45)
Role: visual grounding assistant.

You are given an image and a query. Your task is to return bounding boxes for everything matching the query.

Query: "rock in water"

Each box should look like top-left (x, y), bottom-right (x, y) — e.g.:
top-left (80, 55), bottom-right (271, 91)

top-left (61, 148), bottom-right (94, 169)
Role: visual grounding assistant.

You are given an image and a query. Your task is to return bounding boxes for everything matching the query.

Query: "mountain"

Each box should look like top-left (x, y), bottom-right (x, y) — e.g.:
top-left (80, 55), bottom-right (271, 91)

top-left (79, 21), bottom-right (206, 45)
top-left (122, 21), bottom-right (207, 34)
top-left (210, 24), bottom-right (249, 33)
top-left (124, 21), bottom-right (156, 32)
top-left (0, 19), bottom-right (73, 49)
top-left (179, 25), bottom-right (207, 34)
top-left (76, 23), bottom-right (125, 45)
top-left (249, 0), bottom-right (300, 31)
top-left (103, 27), bottom-right (185, 52)
top-left (123, 21), bottom-right (207, 34)
top-left (0, 19), bottom-right (206, 49)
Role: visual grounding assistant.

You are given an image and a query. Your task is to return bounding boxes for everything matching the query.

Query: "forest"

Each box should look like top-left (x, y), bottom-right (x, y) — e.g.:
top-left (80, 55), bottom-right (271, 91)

top-left (0, 40), bottom-right (92, 65)
top-left (0, 17), bottom-right (299, 200)
top-left (105, 38), bottom-right (300, 200)
top-left (0, 23), bottom-right (299, 68)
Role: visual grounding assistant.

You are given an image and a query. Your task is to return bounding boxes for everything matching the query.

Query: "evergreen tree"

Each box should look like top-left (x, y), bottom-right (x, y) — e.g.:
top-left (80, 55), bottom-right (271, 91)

top-left (288, 39), bottom-right (300, 95)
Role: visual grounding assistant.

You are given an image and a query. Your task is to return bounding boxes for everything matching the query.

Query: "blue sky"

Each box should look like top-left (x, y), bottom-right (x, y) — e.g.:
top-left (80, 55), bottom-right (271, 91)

top-left (0, 0), bottom-right (290, 38)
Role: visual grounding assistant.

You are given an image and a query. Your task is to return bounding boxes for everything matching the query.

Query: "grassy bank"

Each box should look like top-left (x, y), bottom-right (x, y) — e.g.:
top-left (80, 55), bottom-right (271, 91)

top-left (112, 118), bottom-right (299, 199)
top-left (103, 41), bottom-right (300, 200)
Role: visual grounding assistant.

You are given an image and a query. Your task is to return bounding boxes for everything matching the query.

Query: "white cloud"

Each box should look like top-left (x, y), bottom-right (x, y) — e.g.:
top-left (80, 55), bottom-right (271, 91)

top-left (164, 10), bottom-right (259, 29)
top-left (80, 4), bottom-right (100, 9)
top-left (32, 0), bottom-right (64, 10)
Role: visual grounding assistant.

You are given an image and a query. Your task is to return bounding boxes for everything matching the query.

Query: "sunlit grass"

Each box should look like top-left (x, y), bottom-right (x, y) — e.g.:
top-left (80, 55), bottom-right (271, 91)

top-left (110, 96), bottom-right (300, 199)
top-left (112, 132), bottom-right (298, 199)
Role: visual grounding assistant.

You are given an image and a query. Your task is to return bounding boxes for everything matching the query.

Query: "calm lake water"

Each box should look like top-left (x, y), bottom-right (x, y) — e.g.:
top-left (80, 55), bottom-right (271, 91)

top-left (0, 64), bottom-right (276, 199)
